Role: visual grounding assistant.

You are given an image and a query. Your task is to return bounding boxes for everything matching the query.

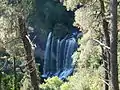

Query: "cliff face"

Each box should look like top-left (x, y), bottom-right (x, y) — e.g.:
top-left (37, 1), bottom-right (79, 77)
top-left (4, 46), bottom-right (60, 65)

top-left (28, 0), bottom-right (74, 40)
top-left (28, 0), bottom-right (75, 64)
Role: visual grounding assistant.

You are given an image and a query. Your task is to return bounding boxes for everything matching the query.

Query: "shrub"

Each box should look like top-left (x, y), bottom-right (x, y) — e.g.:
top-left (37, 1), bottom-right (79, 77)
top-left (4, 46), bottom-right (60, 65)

top-left (40, 76), bottom-right (63, 90)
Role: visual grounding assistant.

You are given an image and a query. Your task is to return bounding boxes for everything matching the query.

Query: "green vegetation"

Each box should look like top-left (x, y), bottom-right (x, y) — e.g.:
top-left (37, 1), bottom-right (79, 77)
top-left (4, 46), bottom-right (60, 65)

top-left (40, 77), bottom-right (63, 90)
top-left (0, 0), bottom-right (120, 90)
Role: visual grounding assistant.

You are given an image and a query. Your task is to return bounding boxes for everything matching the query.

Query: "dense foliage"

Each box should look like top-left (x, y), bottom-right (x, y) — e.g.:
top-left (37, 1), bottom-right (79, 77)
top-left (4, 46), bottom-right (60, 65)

top-left (0, 0), bottom-right (120, 90)
top-left (0, 0), bottom-right (36, 89)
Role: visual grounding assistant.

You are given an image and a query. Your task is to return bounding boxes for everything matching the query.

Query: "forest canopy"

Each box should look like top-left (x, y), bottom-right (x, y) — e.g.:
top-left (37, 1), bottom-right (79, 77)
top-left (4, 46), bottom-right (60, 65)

top-left (0, 0), bottom-right (120, 90)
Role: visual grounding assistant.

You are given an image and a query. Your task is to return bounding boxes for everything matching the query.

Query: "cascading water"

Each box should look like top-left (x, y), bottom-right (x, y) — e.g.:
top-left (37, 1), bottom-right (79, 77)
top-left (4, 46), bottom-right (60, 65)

top-left (28, 0), bottom-right (83, 80)
top-left (42, 31), bottom-right (81, 80)
top-left (43, 32), bottom-right (52, 77)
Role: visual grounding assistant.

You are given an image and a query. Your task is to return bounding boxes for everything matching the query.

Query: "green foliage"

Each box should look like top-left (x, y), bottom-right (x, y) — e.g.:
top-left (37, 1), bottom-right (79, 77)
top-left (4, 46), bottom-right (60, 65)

top-left (60, 82), bottom-right (71, 90)
top-left (40, 76), bottom-right (63, 90)
top-left (60, 68), bottom-right (103, 90)
top-left (20, 73), bottom-right (33, 90)
top-left (62, 0), bottom-right (108, 90)
top-left (63, 0), bottom-right (102, 69)
top-left (0, 73), bottom-right (14, 90)
top-left (0, 71), bottom-right (23, 90)
top-left (72, 30), bottom-right (102, 68)
top-left (0, 0), bottom-right (120, 90)
top-left (63, 0), bottom-right (91, 11)
top-left (0, 0), bottom-right (37, 90)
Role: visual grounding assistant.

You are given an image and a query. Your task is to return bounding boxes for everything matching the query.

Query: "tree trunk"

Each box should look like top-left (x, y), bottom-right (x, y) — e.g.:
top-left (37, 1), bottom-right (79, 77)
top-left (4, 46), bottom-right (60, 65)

top-left (102, 20), bottom-right (110, 90)
top-left (13, 57), bottom-right (17, 90)
top-left (18, 16), bottom-right (39, 90)
top-left (110, 0), bottom-right (119, 90)
top-left (99, 0), bottom-right (110, 90)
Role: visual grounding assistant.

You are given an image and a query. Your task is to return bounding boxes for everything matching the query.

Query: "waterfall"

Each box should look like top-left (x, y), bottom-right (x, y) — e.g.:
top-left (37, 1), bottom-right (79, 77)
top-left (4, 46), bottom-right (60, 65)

top-left (28, 27), bottom-right (82, 79)
top-left (42, 32), bottom-right (80, 79)
top-left (58, 36), bottom-right (78, 79)
top-left (50, 37), bottom-right (56, 74)
top-left (56, 39), bottom-right (60, 72)
top-left (43, 32), bottom-right (52, 77)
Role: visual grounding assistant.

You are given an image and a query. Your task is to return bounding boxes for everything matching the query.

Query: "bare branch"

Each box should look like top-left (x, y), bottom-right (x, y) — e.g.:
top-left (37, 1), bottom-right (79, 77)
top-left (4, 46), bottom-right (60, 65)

top-left (91, 39), bottom-right (110, 50)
